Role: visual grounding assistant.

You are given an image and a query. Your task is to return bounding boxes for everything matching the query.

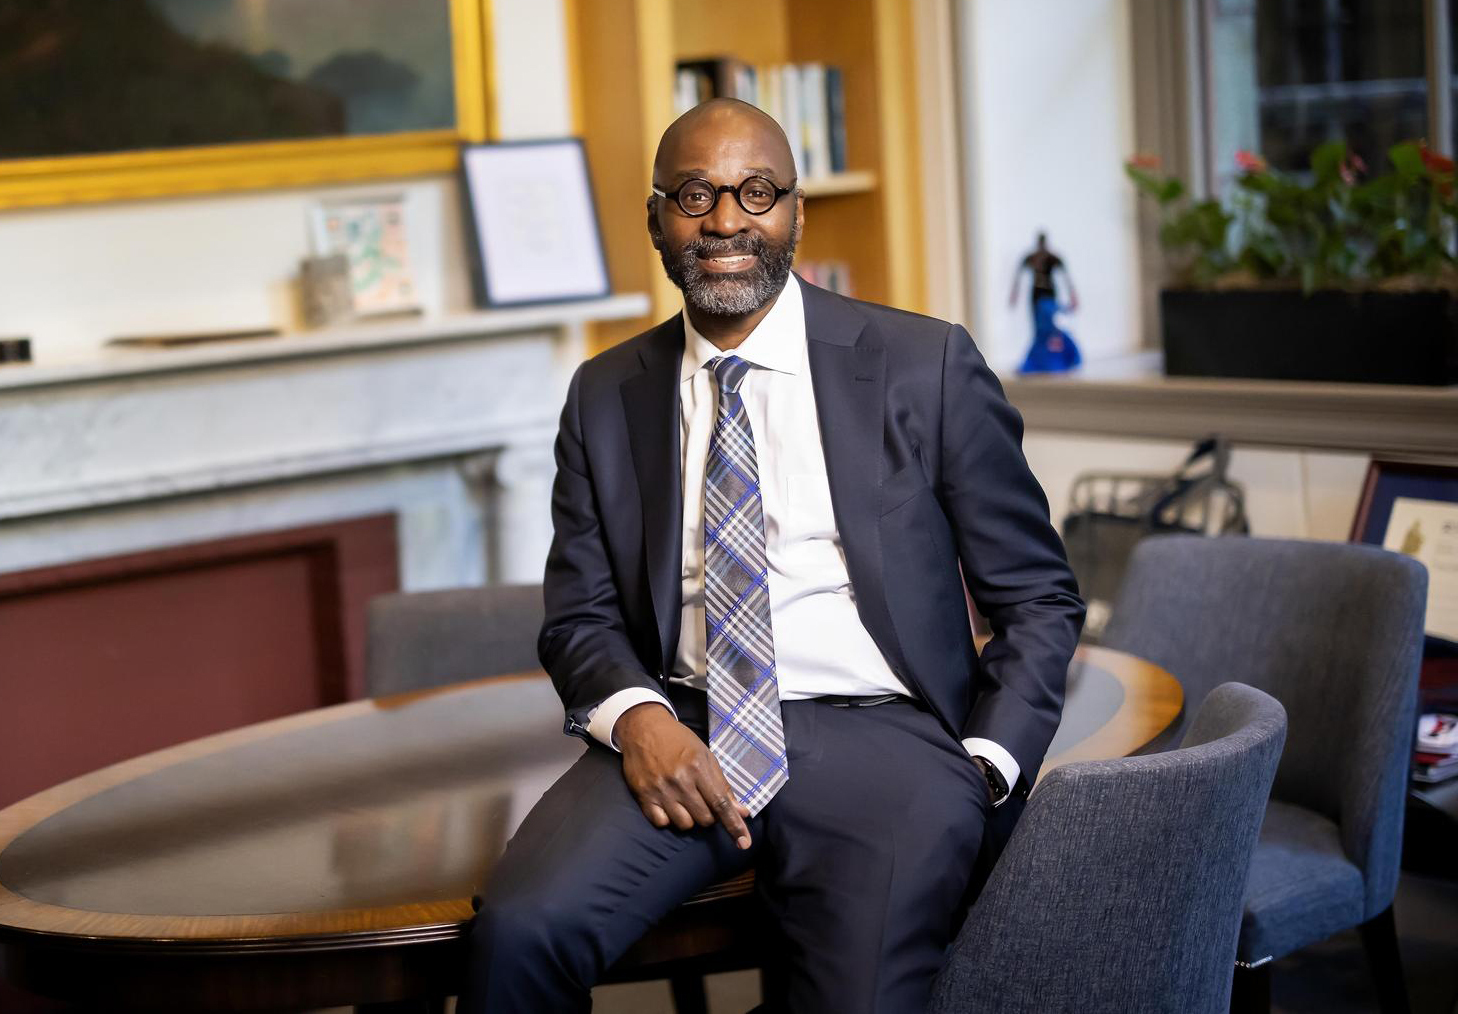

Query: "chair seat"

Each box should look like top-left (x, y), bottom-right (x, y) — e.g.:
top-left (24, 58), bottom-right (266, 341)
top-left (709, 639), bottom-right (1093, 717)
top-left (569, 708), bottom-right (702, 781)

top-left (1238, 800), bottom-right (1365, 964)
top-left (602, 870), bottom-right (766, 982)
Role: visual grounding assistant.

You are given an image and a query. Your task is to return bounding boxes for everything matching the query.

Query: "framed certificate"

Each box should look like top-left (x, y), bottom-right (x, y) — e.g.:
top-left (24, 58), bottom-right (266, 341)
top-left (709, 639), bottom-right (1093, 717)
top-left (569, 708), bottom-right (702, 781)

top-left (457, 139), bottom-right (612, 308)
top-left (1351, 460), bottom-right (1458, 646)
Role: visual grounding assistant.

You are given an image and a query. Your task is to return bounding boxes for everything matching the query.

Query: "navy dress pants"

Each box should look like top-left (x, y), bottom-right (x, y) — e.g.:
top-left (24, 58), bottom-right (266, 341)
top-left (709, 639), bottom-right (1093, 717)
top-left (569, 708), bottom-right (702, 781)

top-left (459, 692), bottom-right (992, 1013)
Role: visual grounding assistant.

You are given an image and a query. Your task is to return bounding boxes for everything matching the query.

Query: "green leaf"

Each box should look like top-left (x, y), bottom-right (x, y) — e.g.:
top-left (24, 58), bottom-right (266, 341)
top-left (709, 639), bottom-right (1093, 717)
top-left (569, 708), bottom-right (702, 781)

top-left (1311, 140), bottom-right (1347, 184)
top-left (1389, 141), bottom-right (1425, 182)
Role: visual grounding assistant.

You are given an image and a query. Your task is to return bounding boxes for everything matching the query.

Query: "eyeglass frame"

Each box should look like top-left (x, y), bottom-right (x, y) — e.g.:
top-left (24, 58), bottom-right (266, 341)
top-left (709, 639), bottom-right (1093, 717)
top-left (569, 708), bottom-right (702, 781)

top-left (651, 175), bottom-right (798, 217)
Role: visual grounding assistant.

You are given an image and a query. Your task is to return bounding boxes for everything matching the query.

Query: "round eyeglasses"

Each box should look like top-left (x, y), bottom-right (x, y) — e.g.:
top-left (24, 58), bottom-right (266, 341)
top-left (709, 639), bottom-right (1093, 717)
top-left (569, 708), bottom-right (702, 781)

top-left (652, 175), bottom-right (796, 217)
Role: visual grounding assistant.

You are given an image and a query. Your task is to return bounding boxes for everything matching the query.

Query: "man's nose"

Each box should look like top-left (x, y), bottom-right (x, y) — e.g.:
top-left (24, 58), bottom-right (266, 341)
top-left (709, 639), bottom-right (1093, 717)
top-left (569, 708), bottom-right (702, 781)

top-left (700, 192), bottom-right (750, 236)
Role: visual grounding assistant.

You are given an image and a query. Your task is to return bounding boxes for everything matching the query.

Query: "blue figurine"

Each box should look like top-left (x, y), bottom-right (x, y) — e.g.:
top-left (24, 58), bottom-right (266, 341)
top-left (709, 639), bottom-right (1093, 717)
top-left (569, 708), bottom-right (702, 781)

top-left (1009, 232), bottom-right (1081, 374)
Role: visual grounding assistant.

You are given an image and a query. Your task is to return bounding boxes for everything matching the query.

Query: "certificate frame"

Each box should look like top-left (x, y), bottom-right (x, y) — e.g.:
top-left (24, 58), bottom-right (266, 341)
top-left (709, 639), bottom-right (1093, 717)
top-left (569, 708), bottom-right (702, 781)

top-left (457, 138), bottom-right (612, 308)
top-left (1351, 458), bottom-right (1458, 651)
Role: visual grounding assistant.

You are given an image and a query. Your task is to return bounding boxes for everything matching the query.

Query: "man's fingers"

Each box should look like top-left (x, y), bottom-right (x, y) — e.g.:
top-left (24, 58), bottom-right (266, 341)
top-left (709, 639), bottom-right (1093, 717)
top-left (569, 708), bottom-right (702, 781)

top-left (696, 758), bottom-right (753, 849)
top-left (642, 802), bottom-right (670, 828)
top-left (665, 801), bottom-right (697, 831)
top-left (709, 791), bottom-right (752, 849)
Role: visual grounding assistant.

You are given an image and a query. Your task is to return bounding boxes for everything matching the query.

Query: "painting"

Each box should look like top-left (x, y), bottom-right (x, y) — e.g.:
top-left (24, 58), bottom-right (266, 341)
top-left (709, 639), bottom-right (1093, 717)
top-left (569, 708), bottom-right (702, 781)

top-left (0, 0), bottom-right (493, 209)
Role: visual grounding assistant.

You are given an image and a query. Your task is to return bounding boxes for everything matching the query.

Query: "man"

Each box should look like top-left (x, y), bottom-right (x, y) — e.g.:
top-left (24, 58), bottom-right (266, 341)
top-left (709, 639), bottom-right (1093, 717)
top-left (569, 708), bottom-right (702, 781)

top-left (461, 99), bottom-right (1084, 1013)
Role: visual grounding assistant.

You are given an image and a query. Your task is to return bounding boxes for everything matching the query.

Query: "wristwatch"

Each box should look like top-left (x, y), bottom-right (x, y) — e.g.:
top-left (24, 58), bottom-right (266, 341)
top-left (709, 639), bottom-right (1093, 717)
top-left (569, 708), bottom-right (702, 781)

top-left (971, 755), bottom-right (1009, 806)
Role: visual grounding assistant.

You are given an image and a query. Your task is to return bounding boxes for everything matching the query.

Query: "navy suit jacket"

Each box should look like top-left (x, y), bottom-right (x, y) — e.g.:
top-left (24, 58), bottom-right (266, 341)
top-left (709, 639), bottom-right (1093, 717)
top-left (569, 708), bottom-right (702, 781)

top-left (538, 276), bottom-right (1086, 792)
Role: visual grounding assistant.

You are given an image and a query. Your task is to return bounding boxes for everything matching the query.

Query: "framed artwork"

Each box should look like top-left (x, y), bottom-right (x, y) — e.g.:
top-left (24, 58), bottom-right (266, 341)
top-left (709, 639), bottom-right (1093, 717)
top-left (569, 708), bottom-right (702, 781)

top-left (0, 0), bottom-right (495, 210)
top-left (310, 194), bottom-right (419, 317)
top-left (1351, 459), bottom-right (1458, 647)
top-left (458, 139), bottom-right (611, 307)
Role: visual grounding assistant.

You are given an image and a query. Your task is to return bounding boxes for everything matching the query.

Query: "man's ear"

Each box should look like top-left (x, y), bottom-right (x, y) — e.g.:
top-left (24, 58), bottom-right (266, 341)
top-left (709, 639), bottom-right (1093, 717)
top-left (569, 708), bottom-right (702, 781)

top-left (646, 196), bottom-right (664, 251)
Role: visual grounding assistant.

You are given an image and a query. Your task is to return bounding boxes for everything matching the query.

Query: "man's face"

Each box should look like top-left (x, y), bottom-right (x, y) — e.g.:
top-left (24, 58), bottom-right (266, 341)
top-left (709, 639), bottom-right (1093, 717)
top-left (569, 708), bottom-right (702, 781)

top-left (648, 118), bottom-right (803, 317)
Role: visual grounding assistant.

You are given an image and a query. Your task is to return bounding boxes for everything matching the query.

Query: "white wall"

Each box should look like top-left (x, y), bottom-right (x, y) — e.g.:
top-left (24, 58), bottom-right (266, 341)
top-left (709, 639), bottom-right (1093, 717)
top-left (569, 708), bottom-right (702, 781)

top-left (957, 0), bottom-right (1143, 371)
top-left (0, 0), bottom-right (572, 367)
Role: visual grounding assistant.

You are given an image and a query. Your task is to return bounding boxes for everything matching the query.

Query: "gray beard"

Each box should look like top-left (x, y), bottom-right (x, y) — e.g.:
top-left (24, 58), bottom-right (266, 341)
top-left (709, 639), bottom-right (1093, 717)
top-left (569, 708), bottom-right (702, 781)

top-left (658, 220), bottom-right (800, 317)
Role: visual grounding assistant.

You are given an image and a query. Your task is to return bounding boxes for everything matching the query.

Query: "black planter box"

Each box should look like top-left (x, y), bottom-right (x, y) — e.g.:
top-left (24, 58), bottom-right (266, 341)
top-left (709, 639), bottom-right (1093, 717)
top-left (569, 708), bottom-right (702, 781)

top-left (1161, 288), bottom-right (1458, 386)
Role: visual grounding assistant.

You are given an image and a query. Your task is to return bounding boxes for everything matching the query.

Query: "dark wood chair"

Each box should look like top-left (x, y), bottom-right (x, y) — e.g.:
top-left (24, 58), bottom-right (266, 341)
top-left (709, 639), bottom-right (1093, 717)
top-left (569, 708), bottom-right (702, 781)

top-left (603, 869), bottom-right (775, 1014)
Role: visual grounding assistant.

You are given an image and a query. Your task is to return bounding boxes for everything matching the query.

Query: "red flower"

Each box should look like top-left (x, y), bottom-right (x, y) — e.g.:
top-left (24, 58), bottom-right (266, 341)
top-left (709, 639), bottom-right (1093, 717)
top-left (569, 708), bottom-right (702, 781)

top-left (1420, 142), bottom-right (1455, 176)
top-left (1235, 149), bottom-right (1268, 173)
top-left (1127, 153), bottom-right (1161, 170)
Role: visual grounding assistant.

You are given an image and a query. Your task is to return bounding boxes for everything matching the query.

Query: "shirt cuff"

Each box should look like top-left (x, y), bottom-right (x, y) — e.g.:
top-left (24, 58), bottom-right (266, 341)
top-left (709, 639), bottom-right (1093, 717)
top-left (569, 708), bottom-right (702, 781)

top-left (586, 688), bottom-right (677, 751)
top-left (960, 737), bottom-right (1021, 808)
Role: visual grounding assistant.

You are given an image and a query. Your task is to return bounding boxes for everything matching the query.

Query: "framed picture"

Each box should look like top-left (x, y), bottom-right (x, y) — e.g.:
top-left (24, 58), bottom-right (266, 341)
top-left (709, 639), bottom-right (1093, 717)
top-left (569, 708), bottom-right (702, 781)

top-left (310, 194), bottom-right (419, 317)
top-left (1351, 459), bottom-right (1458, 647)
top-left (458, 139), bottom-right (612, 308)
top-left (0, 0), bottom-right (494, 210)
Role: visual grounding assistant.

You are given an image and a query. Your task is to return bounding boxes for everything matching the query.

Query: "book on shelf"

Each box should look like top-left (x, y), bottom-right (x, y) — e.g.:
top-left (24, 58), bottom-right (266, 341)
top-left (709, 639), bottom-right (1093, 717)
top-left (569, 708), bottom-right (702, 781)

top-left (1414, 751), bottom-right (1458, 784)
top-left (797, 259), bottom-right (853, 297)
top-left (1413, 713), bottom-right (1458, 784)
top-left (673, 57), bottom-right (848, 179)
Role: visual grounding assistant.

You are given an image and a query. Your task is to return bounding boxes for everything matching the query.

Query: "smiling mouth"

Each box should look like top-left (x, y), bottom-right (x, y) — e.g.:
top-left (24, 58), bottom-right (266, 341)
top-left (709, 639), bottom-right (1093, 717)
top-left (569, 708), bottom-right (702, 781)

top-left (698, 253), bottom-right (759, 274)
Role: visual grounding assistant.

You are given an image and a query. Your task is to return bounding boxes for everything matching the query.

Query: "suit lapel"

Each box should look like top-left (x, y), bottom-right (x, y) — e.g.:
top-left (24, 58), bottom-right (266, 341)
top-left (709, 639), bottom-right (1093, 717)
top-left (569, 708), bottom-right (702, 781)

top-left (621, 315), bottom-right (685, 674)
top-left (801, 280), bottom-right (902, 668)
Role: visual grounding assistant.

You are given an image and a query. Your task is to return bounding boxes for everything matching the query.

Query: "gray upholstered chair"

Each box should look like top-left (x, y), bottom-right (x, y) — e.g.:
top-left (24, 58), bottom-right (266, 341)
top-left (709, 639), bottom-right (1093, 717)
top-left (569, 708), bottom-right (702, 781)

top-left (1099, 534), bottom-right (1427, 1013)
top-left (930, 682), bottom-right (1287, 1014)
top-left (364, 583), bottom-right (546, 696)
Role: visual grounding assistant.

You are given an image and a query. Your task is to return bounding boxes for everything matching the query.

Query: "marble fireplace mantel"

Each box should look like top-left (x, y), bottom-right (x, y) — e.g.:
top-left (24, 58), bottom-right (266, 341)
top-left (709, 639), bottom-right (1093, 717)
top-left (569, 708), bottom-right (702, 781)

top-left (0, 295), bottom-right (650, 586)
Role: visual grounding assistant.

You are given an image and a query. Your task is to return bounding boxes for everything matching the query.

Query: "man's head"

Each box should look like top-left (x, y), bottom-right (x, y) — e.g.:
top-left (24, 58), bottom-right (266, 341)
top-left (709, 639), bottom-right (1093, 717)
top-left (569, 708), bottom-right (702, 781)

top-left (647, 98), bottom-right (804, 318)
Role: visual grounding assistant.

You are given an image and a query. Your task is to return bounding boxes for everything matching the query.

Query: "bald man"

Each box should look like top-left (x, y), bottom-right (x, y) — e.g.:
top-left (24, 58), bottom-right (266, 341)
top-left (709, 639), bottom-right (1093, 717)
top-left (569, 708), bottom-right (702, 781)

top-left (460, 100), bottom-right (1085, 1013)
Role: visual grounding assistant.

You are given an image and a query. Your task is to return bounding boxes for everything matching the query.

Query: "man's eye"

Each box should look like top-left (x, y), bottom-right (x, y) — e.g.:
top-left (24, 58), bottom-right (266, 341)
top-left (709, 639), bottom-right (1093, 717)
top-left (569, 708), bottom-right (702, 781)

top-left (746, 187), bottom-right (770, 200)
top-left (684, 192), bottom-right (709, 205)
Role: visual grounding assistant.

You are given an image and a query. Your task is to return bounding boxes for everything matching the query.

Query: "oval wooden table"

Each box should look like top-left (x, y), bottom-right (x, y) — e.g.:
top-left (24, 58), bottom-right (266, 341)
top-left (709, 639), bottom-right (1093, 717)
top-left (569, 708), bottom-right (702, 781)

top-left (0, 645), bottom-right (1181, 1012)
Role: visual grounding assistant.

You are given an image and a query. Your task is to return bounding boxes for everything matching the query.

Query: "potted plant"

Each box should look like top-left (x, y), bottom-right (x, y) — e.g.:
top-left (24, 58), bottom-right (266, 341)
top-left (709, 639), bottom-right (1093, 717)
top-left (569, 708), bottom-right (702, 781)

top-left (1127, 140), bottom-right (1458, 386)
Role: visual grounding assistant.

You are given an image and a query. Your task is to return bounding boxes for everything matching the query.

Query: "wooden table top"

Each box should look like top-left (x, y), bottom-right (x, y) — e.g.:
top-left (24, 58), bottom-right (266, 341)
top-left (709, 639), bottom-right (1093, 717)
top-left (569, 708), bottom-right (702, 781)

top-left (0, 646), bottom-right (1181, 952)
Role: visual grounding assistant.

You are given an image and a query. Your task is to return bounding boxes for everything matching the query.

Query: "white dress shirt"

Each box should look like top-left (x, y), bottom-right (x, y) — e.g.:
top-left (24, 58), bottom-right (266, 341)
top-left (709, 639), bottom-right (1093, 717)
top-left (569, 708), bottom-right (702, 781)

top-left (585, 276), bottom-right (1020, 802)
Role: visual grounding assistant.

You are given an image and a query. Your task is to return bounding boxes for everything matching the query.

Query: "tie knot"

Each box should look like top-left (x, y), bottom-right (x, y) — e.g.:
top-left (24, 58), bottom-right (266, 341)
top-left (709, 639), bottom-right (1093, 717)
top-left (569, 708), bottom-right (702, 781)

top-left (710, 355), bottom-right (751, 394)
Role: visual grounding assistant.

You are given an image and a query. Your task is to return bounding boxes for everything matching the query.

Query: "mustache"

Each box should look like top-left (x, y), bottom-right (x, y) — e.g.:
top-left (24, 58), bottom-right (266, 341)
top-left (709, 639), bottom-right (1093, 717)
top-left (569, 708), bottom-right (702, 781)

top-left (682, 234), bottom-right (768, 259)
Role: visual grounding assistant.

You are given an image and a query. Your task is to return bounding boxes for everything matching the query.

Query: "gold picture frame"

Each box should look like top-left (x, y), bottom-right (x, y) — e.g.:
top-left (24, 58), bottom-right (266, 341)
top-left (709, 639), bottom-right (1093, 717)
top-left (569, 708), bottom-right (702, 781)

top-left (0, 0), bottom-right (495, 211)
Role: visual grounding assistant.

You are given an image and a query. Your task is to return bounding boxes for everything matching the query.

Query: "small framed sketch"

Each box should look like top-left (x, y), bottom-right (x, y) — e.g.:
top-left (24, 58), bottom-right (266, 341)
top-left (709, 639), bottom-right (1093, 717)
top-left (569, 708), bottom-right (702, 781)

top-left (310, 194), bottom-right (420, 318)
top-left (458, 139), bottom-right (611, 307)
top-left (1351, 460), bottom-right (1458, 646)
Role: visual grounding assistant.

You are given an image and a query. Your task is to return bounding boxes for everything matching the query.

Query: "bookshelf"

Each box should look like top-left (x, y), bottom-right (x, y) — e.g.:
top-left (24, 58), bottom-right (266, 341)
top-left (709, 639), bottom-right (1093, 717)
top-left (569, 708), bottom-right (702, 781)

top-left (566, 0), bottom-right (927, 350)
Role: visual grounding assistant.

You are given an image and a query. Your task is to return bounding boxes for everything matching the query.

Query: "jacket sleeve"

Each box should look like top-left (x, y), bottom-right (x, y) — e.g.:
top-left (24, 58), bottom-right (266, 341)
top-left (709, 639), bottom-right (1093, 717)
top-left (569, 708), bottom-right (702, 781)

top-left (537, 364), bottom-right (666, 742)
top-left (938, 324), bottom-right (1086, 787)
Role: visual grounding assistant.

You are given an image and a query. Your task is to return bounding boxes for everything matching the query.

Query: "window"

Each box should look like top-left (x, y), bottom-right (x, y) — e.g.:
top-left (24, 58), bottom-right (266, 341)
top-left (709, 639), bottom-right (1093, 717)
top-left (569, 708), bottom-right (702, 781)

top-left (1202, 0), bottom-right (1448, 190)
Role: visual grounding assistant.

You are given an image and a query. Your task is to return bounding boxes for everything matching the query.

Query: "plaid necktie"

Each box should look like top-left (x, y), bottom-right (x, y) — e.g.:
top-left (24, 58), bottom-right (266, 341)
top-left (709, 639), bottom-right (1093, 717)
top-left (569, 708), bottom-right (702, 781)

top-left (704, 355), bottom-right (788, 816)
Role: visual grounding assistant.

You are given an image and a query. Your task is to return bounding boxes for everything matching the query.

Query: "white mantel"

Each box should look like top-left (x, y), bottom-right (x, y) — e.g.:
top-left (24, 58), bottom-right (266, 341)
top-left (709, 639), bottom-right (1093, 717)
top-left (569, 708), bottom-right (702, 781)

top-left (0, 295), bottom-right (649, 586)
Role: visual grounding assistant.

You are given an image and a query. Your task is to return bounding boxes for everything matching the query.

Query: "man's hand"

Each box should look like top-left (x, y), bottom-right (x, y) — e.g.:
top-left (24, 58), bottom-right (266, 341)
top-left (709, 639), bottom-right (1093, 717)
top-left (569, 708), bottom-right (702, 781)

top-left (615, 702), bottom-right (753, 849)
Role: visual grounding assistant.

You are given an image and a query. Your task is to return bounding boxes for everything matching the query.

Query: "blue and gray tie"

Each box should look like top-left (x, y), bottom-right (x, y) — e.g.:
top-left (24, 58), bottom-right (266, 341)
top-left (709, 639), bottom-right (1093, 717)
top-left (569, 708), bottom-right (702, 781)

top-left (704, 355), bottom-right (788, 817)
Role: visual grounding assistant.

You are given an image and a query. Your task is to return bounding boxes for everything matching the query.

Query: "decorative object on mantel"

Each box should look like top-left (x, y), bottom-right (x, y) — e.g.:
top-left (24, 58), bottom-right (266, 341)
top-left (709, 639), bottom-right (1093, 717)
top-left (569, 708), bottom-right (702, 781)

top-left (0, 338), bottom-right (32, 364)
top-left (309, 194), bottom-right (420, 318)
top-left (458, 139), bottom-right (611, 307)
top-left (1009, 232), bottom-right (1082, 375)
top-left (106, 327), bottom-right (282, 348)
top-left (1128, 141), bottom-right (1458, 386)
top-left (299, 252), bottom-right (356, 329)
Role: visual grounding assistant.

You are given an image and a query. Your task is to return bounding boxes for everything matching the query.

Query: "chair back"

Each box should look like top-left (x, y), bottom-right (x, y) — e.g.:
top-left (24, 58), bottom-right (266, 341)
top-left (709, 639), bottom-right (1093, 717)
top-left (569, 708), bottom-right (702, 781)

top-left (364, 583), bottom-right (545, 697)
top-left (1100, 535), bottom-right (1426, 916)
top-left (930, 683), bottom-right (1287, 1014)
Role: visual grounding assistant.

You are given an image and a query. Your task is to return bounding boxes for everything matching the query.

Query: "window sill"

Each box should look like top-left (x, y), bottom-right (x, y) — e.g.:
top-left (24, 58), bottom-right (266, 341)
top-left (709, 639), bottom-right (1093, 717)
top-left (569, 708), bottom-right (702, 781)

top-left (1001, 352), bottom-right (1458, 457)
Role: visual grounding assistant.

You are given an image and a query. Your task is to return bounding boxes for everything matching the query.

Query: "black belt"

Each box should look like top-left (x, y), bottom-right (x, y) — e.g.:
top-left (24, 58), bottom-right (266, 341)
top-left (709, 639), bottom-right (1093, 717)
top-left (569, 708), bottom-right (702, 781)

top-left (816, 693), bottom-right (916, 708)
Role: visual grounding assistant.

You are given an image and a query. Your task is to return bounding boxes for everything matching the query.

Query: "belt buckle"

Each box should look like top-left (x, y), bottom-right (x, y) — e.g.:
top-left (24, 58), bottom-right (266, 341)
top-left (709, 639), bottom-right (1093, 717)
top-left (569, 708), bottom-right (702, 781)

top-left (831, 693), bottom-right (901, 708)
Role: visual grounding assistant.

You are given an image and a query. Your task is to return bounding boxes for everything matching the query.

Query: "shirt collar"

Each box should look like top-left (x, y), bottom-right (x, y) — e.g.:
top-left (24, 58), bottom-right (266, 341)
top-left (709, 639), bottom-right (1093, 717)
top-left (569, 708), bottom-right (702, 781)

top-left (679, 273), bottom-right (805, 384)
